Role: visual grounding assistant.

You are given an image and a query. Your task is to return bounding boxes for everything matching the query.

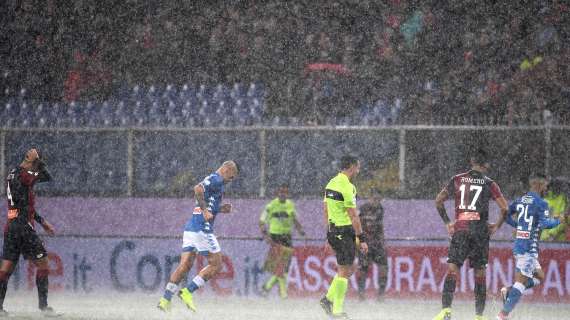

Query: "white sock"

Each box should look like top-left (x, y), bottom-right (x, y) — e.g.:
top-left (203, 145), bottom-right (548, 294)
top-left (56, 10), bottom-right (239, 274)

top-left (192, 275), bottom-right (206, 288)
top-left (166, 282), bottom-right (178, 293)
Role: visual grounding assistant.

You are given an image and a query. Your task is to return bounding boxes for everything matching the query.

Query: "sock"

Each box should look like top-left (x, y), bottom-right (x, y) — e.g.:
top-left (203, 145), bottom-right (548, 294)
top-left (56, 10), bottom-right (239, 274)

top-left (264, 275), bottom-right (278, 290)
top-left (357, 266), bottom-right (367, 295)
top-left (442, 274), bottom-right (457, 309)
top-left (503, 282), bottom-right (525, 314)
top-left (163, 282), bottom-right (178, 301)
top-left (277, 276), bottom-right (287, 298)
top-left (187, 275), bottom-right (206, 293)
top-left (326, 276), bottom-right (338, 302)
top-left (332, 277), bottom-right (348, 315)
top-left (0, 271), bottom-right (10, 310)
top-left (526, 277), bottom-right (540, 289)
top-left (378, 268), bottom-right (388, 296)
top-left (474, 274), bottom-right (486, 316)
top-left (36, 269), bottom-right (49, 310)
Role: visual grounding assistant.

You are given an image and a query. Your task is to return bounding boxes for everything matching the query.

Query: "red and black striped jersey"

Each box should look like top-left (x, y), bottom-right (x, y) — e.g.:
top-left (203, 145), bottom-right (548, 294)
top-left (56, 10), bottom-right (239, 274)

top-left (443, 170), bottom-right (503, 232)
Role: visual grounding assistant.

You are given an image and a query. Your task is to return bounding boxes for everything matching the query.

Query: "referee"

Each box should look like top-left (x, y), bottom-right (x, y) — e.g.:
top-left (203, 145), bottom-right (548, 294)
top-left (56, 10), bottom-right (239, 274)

top-left (320, 155), bottom-right (368, 320)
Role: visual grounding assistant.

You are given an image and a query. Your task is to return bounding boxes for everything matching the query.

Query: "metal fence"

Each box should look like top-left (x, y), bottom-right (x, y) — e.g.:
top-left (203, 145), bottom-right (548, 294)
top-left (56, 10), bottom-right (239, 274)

top-left (0, 125), bottom-right (568, 199)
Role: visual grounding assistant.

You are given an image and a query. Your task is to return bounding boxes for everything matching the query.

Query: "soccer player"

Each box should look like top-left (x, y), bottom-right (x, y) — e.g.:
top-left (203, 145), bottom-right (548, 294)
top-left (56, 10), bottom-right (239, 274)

top-left (432, 150), bottom-right (509, 320)
top-left (356, 188), bottom-right (388, 301)
top-left (259, 184), bottom-right (305, 299)
top-left (1, 148), bottom-right (58, 316)
top-left (497, 174), bottom-right (561, 320)
top-left (158, 160), bottom-right (239, 312)
top-left (320, 155), bottom-right (368, 320)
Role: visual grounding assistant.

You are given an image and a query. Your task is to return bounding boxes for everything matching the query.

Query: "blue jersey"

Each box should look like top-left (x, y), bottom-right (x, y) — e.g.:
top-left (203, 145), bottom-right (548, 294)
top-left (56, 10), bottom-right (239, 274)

top-left (184, 172), bottom-right (224, 233)
top-left (506, 192), bottom-right (560, 256)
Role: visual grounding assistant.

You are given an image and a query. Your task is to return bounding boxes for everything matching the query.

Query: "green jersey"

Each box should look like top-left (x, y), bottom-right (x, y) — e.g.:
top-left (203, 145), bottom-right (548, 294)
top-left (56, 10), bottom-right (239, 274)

top-left (260, 198), bottom-right (297, 235)
top-left (324, 172), bottom-right (357, 227)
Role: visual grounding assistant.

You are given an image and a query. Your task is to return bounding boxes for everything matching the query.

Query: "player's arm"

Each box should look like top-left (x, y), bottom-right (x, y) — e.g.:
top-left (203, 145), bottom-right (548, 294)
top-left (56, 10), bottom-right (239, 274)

top-left (492, 196), bottom-right (509, 229)
top-left (293, 215), bottom-right (306, 237)
top-left (504, 202), bottom-right (517, 228)
top-left (259, 207), bottom-right (270, 239)
top-left (348, 207), bottom-right (368, 254)
top-left (539, 204), bottom-right (561, 230)
top-left (193, 183), bottom-right (213, 221)
top-left (34, 213), bottom-right (55, 236)
top-left (435, 188), bottom-right (454, 235)
top-left (36, 159), bottom-right (52, 183)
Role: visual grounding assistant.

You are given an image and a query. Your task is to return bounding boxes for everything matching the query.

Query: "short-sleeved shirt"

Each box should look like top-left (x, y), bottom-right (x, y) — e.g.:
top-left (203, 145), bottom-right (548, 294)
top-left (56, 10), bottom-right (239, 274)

top-left (506, 192), bottom-right (560, 256)
top-left (5, 166), bottom-right (51, 228)
top-left (443, 170), bottom-right (503, 234)
top-left (324, 172), bottom-right (357, 227)
top-left (260, 198), bottom-right (296, 235)
top-left (185, 172), bottom-right (224, 233)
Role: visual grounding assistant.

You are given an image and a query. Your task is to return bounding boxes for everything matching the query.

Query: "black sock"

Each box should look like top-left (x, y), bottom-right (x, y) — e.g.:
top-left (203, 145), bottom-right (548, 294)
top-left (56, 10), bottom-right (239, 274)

top-left (475, 275), bottom-right (486, 316)
top-left (0, 271), bottom-right (9, 310)
top-left (357, 266), bottom-right (368, 295)
top-left (378, 268), bottom-right (387, 296)
top-left (442, 274), bottom-right (457, 308)
top-left (36, 269), bottom-right (49, 310)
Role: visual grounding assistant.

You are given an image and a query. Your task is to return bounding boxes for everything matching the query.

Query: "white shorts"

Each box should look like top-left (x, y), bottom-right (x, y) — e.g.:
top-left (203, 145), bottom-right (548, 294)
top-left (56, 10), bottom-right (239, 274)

top-left (182, 231), bottom-right (221, 256)
top-left (515, 253), bottom-right (541, 278)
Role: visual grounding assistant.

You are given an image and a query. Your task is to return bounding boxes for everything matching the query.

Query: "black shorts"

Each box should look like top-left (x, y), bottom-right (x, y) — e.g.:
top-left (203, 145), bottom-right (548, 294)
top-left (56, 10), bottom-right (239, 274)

top-left (2, 221), bottom-right (47, 262)
top-left (270, 234), bottom-right (292, 248)
top-left (358, 246), bottom-right (388, 269)
top-left (327, 226), bottom-right (356, 266)
top-left (447, 230), bottom-right (489, 269)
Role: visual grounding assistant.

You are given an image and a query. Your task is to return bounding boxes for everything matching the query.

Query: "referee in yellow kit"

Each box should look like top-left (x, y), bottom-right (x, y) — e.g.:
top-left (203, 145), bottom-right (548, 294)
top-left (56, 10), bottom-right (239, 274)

top-left (320, 155), bottom-right (368, 320)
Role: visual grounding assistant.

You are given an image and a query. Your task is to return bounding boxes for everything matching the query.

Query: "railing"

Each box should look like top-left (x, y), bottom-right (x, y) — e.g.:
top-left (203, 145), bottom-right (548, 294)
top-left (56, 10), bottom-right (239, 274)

top-left (1, 125), bottom-right (568, 198)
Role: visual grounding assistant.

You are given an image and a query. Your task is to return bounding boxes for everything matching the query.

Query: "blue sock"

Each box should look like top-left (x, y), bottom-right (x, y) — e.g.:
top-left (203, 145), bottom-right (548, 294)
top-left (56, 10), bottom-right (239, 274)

top-left (187, 275), bottom-right (205, 293)
top-left (503, 282), bottom-right (524, 314)
top-left (163, 282), bottom-right (178, 301)
top-left (526, 277), bottom-right (540, 289)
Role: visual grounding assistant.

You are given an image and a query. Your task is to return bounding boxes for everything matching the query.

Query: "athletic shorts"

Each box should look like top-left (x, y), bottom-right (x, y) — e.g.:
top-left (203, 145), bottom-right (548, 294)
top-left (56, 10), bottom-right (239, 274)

top-left (327, 225), bottom-right (356, 266)
top-left (270, 234), bottom-right (292, 248)
top-left (515, 253), bottom-right (541, 278)
top-left (2, 220), bottom-right (48, 262)
top-left (447, 230), bottom-right (489, 269)
top-left (358, 246), bottom-right (388, 269)
top-left (182, 231), bottom-right (221, 256)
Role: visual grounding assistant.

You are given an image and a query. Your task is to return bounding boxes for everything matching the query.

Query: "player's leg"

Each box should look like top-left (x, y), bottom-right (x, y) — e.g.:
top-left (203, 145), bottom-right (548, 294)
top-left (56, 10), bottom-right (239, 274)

top-left (23, 226), bottom-right (56, 315)
top-left (373, 248), bottom-right (388, 300)
top-left (321, 228), bottom-right (356, 318)
top-left (178, 231), bottom-right (222, 312)
top-left (356, 250), bottom-right (369, 300)
top-left (276, 242), bottom-right (293, 299)
top-left (0, 222), bottom-right (22, 313)
top-left (526, 261), bottom-right (544, 289)
top-left (31, 257), bottom-right (51, 312)
top-left (0, 259), bottom-right (16, 314)
top-left (498, 254), bottom-right (535, 319)
top-left (329, 231), bottom-right (355, 317)
top-left (159, 251), bottom-right (196, 311)
top-left (470, 234), bottom-right (490, 319)
top-left (498, 271), bottom-right (529, 319)
top-left (473, 266), bottom-right (487, 319)
top-left (433, 232), bottom-right (467, 320)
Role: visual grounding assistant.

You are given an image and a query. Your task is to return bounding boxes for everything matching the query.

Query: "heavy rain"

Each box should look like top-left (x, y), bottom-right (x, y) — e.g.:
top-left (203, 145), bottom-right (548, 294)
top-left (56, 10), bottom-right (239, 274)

top-left (1, 1), bottom-right (570, 319)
